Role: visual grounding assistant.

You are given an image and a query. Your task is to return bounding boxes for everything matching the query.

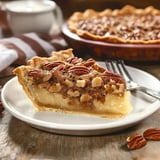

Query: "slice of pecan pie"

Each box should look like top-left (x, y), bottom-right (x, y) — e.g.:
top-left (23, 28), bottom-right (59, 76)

top-left (67, 5), bottom-right (160, 44)
top-left (13, 49), bottom-right (132, 118)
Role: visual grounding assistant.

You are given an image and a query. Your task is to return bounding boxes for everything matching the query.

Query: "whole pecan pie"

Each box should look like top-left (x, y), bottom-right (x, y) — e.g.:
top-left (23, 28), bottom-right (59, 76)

top-left (67, 5), bottom-right (160, 44)
top-left (13, 49), bottom-right (132, 118)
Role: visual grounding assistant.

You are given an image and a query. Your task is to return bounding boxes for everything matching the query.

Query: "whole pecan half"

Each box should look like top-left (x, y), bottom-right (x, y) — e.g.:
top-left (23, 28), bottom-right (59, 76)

top-left (126, 133), bottom-right (147, 150)
top-left (28, 69), bottom-right (42, 79)
top-left (67, 57), bottom-right (82, 64)
top-left (83, 58), bottom-right (95, 67)
top-left (28, 69), bottom-right (53, 82)
top-left (101, 71), bottom-right (125, 83)
top-left (43, 61), bottom-right (65, 70)
top-left (143, 128), bottom-right (160, 141)
top-left (69, 66), bottom-right (90, 75)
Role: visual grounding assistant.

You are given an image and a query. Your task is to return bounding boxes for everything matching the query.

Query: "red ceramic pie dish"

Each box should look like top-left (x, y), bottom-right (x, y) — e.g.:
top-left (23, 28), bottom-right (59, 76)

top-left (61, 23), bottom-right (160, 62)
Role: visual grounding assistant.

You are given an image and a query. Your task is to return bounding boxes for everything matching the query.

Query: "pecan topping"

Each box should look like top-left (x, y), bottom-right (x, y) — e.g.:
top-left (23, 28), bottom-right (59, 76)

top-left (92, 64), bottom-right (105, 73)
top-left (28, 70), bottom-right (52, 82)
top-left (26, 49), bottom-right (127, 107)
top-left (68, 6), bottom-right (160, 44)
top-left (126, 133), bottom-right (147, 150)
top-left (28, 70), bottom-right (42, 79)
top-left (69, 66), bottom-right (90, 75)
top-left (49, 83), bottom-right (62, 93)
top-left (43, 61), bottom-right (65, 70)
top-left (67, 57), bottom-right (82, 64)
top-left (143, 128), bottom-right (160, 141)
top-left (80, 93), bottom-right (92, 103)
top-left (83, 59), bottom-right (95, 67)
top-left (75, 9), bottom-right (160, 42)
top-left (53, 69), bottom-right (64, 83)
top-left (91, 77), bottom-right (103, 87)
top-left (42, 73), bottom-right (52, 82)
top-left (101, 71), bottom-right (125, 83)
top-left (76, 80), bottom-right (86, 88)
top-left (64, 79), bottom-right (74, 87)
top-left (67, 89), bottom-right (80, 97)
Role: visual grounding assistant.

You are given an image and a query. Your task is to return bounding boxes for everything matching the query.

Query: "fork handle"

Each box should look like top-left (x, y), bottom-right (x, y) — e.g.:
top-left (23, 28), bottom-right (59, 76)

top-left (138, 86), bottom-right (160, 100)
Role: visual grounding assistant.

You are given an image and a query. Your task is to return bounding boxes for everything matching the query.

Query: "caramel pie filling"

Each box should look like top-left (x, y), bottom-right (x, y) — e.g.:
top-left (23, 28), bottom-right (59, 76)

top-left (27, 57), bottom-right (126, 106)
top-left (76, 15), bottom-right (160, 41)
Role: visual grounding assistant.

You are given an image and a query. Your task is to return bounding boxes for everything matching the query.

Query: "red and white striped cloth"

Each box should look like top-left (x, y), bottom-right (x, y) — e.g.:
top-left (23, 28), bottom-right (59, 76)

top-left (0, 32), bottom-right (68, 77)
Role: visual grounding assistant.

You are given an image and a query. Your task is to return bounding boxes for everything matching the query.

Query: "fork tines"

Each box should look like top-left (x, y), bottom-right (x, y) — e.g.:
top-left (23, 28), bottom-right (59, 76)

top-left (105, 59), bottom-right (132, 81)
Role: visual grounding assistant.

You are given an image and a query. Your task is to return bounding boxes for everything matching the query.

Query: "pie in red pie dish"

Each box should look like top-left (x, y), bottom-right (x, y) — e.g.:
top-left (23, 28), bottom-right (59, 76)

top-left (67, 5), bottom-right (160, 44)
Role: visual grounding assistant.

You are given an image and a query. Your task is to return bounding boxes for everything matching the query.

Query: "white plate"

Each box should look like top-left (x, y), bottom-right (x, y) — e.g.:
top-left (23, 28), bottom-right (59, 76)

top-left (1, 64), bottom-right (160, 135)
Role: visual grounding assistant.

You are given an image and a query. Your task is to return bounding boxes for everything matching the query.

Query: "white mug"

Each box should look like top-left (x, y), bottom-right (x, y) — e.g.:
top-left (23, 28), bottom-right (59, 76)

top-left (5, 0), bottom-right (63, 35)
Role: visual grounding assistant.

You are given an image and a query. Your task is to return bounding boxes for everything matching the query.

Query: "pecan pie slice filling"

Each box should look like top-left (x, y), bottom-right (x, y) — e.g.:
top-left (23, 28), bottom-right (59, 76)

top-left (13, 49), bottom-right (132, 118)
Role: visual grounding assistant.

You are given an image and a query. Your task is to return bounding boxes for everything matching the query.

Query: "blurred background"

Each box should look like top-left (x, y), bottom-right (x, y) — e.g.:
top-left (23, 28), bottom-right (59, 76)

top-left (53, 0), bottom-right (160, 18)
top-left (1, 0), bottom-right (160, 18)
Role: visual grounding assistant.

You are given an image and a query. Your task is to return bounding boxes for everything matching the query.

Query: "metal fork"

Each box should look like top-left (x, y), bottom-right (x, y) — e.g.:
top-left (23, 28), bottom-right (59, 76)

top-left (105, 60), bottom-right (160, 100)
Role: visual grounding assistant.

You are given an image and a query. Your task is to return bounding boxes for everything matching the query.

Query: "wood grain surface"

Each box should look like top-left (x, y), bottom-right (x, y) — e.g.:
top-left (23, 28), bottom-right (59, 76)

top-left (0, 64), bottom-right (160, 160)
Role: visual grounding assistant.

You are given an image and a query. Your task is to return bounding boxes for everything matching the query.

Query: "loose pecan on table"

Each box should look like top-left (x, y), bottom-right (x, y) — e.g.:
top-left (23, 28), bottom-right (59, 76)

top-left (126, 128), bottom-right (160, 150)
top-left (143, 128), bottom-right (160, 141)
top-left (126, 133), bottom-right (147, 150)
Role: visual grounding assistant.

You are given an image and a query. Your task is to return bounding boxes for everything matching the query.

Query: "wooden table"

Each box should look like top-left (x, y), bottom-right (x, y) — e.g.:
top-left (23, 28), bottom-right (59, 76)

top-left (0, 63), bottom-right (160, 160)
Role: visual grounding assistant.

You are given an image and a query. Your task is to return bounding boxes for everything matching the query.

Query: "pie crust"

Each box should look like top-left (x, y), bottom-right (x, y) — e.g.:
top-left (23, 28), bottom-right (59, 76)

top-left (13, 49), bottom-right (132, 118)
top-left (67, 5), bottom-right (160, 44)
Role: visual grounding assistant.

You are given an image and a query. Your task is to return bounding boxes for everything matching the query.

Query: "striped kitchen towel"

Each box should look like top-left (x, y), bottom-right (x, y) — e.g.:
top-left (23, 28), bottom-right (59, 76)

top-left (0, 32), bottom-right (68, 77)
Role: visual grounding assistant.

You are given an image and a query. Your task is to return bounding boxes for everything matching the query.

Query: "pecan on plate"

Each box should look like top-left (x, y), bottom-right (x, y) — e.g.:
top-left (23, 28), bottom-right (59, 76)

top-left (126, 133), bottom-right (147, 150)
top-left (143, 128), bottom-right (160, 141)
